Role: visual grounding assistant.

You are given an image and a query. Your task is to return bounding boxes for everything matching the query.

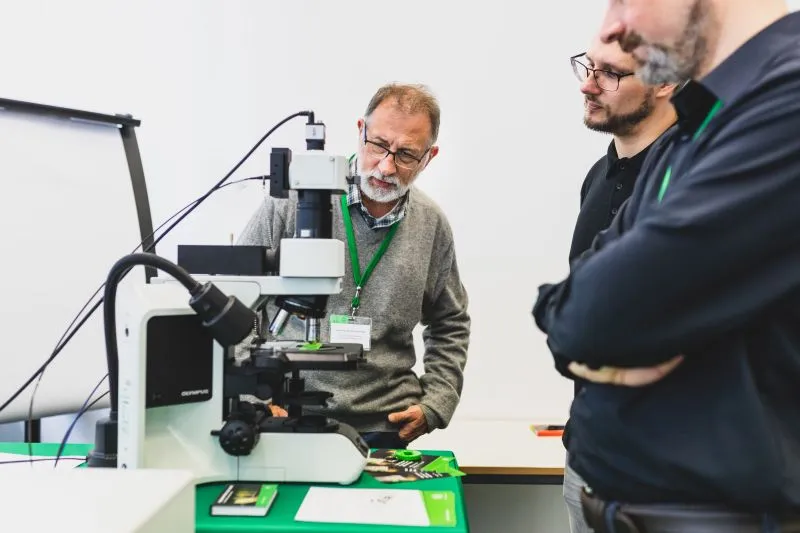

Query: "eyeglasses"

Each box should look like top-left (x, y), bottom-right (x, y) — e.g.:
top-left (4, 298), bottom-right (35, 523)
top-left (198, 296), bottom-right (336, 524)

top-left (570, 53), bottom-right (635, 92)
top-left (362, 126), bottom-right (430, 171)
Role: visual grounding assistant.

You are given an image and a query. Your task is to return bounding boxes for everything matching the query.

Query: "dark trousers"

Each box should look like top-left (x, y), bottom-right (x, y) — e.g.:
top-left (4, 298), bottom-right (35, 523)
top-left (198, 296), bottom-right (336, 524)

top-left (359, 431), bottom-right (407, 450)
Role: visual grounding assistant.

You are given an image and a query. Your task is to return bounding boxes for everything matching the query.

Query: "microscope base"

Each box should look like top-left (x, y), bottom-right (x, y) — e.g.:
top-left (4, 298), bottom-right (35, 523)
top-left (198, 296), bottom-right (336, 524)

top-left (237, 425), bottom-right (369, 484)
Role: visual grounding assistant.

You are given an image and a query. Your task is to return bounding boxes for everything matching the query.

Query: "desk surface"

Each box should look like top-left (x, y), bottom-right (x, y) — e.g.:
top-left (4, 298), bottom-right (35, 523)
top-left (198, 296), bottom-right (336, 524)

top-left (411, 419), bottom-right (566, 477)
top-left (0, 442), bottom-right (468, 533)
top-left (0, 461), bottom-right (194, 532)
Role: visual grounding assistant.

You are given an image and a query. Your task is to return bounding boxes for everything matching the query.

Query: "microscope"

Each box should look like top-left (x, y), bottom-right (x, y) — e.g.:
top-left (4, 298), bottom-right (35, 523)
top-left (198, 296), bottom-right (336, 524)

top-left (91, 117), bottom-right (370, 486)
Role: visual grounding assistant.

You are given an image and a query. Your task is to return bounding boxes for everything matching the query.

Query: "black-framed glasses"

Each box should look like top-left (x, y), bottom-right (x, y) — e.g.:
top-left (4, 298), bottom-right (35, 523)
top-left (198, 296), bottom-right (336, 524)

top-left (570, 53), bottom-right (635, 92)
top-left (362, 126), bottom-right (430, 171)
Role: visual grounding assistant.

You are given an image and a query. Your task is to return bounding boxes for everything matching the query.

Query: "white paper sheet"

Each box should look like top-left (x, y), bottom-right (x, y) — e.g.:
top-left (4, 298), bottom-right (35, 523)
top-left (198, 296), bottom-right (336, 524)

top-left (295, 486), bottom-right (430, 527)
top-left (0, 452), bottom-right (86, 471)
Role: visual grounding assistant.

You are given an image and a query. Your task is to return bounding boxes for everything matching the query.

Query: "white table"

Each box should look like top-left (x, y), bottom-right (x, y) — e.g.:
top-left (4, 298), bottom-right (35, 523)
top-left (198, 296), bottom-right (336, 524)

top-left (0, 467), bottom-right (195, 533)
top-left (411, 419), bottom-right (566, 481)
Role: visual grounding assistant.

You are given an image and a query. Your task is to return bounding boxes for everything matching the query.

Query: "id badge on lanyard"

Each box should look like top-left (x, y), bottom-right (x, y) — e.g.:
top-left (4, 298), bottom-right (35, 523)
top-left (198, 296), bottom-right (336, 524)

top-left (330, 195), bottom-right (400, 351)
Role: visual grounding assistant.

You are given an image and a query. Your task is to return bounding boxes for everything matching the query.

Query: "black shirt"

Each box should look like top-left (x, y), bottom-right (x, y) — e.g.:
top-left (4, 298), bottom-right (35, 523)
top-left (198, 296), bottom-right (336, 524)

top-left (568, 142), bottom-right (651, 263)
top-left (567, 141), bottom-right (654, 403)
top-left (534, 12), bottom-right (800, 512)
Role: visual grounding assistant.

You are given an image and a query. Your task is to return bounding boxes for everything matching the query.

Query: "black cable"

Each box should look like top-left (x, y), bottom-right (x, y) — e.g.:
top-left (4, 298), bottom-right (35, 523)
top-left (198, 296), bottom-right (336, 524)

top-left (86, 252), bottom-right (255, 467)
top-left (26, 372), bottom-right (44, 467)
top-left (145, 111), bottom-right (310, 254)
top-left (2, 303), bottom-right (98, 416)
top-left (0, 108), bottom-right (310, 416)
top-left (104, 253), bottom-right (201, 413)
top-left (15, 176), bottom-right (265, 440)
top-left (3, 177), bottom-right (263, 418)
top-left (54, 390), bottom-right (109, 467)
top-left (142, 176), bottom-right (267, 249)
top-left (0, 458), bottom-right (85, 466)
top-left (53, 375), bottom-right (108, 467)
top-left (0, 390), bottom-right (109, 470)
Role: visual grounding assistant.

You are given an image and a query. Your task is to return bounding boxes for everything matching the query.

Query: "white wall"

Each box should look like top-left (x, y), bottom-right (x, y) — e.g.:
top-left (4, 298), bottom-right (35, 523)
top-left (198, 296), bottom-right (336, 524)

top-left (1, 0), bottom-right (616, 436)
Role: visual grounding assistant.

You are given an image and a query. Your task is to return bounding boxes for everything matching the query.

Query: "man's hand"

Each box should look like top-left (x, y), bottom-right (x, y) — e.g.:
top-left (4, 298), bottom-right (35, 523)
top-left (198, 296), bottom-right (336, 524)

top-left (269, 404), bottom-right (288, 417)
top-left (387, 405), bottom-right (428, 442)
top-left (568, 355), bottom-right (684, 387)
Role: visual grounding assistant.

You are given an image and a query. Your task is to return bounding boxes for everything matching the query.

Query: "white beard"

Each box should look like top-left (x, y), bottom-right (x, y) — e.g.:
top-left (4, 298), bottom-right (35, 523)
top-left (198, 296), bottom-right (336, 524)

top-left (638, 45), bottom-right (691, 85)
top-left (358, 168), bottom-right (410, 203)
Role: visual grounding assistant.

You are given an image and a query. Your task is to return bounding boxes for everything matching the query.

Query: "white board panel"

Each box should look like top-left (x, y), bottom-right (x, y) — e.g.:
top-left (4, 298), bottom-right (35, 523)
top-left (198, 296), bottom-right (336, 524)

top-left (0, 110), bottom-right (144, 423)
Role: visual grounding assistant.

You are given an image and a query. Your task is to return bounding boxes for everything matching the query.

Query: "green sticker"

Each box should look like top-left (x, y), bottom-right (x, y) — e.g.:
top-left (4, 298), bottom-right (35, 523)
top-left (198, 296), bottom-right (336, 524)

top-left (422, 490), bottom-right (457, 527)
top-left (300, 342), bottom-right (323, 351)
top-left (422, 456), bottom-right (466, 477)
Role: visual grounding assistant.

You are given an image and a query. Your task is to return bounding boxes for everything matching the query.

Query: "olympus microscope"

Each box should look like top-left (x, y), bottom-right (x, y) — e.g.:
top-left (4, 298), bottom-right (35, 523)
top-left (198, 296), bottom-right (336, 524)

top-left (86, 116), bottom-right (370, 485)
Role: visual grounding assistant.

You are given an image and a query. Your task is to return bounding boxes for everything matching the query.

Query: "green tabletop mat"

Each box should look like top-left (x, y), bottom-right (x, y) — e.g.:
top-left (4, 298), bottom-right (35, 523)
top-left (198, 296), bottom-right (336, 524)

top-left (0, 442), bottom-right (468, 532)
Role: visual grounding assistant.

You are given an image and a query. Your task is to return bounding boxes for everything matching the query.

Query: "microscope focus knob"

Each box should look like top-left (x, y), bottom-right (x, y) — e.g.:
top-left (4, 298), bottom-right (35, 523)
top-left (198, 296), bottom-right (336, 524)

top-left (212, 419), bottom-right (259, 456)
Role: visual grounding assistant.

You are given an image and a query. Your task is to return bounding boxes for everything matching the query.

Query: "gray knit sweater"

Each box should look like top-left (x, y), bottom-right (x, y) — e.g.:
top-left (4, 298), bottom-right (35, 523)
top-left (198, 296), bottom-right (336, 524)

top-left (237, 187), bottom-right (470, 433)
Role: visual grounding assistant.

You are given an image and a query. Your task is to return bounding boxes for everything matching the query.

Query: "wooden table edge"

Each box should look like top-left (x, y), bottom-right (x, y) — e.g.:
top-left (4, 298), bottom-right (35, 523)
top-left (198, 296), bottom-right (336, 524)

top-left (462, 466), bottom-right (565, 476)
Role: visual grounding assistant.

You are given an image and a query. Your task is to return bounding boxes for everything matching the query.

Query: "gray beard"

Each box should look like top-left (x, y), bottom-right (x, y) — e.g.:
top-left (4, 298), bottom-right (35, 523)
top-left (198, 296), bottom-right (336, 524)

top-left (638, 44), bottom-right (698, 85)
top-left (637, 0), bottom-right (712, 85)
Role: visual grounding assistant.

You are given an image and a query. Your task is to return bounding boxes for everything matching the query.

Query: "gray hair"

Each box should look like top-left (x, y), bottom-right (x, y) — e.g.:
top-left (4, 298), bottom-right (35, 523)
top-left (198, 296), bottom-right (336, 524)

top-left (364, 83), bottom-right (441, 145)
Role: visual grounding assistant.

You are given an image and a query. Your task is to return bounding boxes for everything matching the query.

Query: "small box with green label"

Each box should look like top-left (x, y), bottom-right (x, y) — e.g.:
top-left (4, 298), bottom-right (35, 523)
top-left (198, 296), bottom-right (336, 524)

top-left (210, 483), bottom-right (278, 517)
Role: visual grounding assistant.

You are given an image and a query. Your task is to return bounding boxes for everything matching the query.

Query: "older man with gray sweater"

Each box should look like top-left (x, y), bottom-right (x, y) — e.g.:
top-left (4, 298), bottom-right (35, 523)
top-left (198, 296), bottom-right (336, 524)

top-left (238, 83), bottom-right (470, 449)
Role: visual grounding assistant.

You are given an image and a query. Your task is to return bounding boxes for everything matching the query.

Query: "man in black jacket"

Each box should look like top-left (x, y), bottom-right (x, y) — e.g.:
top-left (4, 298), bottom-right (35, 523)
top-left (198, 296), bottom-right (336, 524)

top-left (563, 35), bottom-right (676, 533)
top-left (535, 0), bottom-right (800, 530)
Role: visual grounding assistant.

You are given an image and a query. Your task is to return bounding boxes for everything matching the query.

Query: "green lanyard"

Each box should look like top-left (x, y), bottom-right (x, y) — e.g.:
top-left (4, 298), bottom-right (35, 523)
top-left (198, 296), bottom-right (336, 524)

top-left (658, 99), bottom-right (724, 203)
top-left (340, 194), bottom-right (400, 315)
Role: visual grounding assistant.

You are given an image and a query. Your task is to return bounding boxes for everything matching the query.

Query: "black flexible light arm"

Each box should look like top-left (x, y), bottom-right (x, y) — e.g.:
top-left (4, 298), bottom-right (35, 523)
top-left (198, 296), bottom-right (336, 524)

top-left (88, 252), bottom-right (256, 467)
top-left (103, 253), bottom-right (196, 412)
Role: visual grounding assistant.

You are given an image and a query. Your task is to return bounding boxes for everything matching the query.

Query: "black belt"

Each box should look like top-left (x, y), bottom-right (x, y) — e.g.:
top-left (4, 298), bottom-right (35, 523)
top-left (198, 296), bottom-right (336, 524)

top-left (580, 487), bottom-right (643, 533)
top-left (580, 487), bottom-right (800, 533)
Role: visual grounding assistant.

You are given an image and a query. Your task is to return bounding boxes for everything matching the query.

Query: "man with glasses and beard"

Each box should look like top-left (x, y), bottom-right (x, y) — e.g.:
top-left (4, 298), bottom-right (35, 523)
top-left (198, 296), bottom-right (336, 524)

top-left (563, 36), bottom-right (677, 533)
top-left (239, 83), bottom-right (470, 450)
top-left (567, 39), bottom-right (677, 267)
top-left (534, 0), bottom-right (800, 531)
